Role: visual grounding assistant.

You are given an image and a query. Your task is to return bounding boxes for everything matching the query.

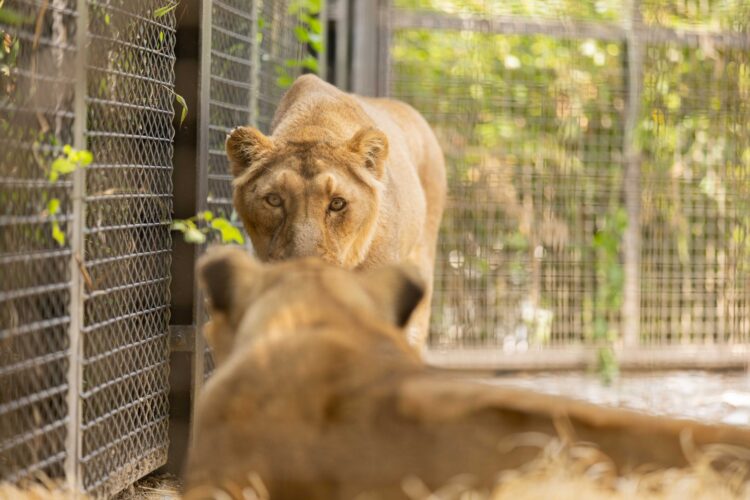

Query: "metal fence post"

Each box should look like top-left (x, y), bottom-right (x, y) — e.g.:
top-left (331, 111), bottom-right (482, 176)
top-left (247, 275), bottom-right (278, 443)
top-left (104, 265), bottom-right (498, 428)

top-left (622, 0), bottom-right (643, 347)
top-left (190, 0), bottom-right (213, 436)
top-left (351, 0), bottom-right (379, 96)
top-left (65, 0), bottom-right (88, 493)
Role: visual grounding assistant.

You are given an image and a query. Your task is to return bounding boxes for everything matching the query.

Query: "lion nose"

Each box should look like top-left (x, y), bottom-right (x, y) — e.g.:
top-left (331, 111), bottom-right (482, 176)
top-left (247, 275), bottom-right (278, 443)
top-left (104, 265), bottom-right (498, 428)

top-left (292, 221), bottom-right (322, 258)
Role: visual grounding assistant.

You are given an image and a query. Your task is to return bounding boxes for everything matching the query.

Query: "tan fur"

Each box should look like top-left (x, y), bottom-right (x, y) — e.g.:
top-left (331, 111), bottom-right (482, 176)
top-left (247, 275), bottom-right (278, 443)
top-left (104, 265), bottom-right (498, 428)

top-left (226, 74), bottom-right (447, 346)
top-left (185, 248), bottom-right (750, 500)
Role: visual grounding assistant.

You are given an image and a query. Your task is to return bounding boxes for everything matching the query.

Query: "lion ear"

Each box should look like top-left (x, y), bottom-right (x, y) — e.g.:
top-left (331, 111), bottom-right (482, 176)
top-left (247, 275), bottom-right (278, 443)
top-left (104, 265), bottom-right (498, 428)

top-left (226, 126), bottom-right (275, 177)
top-left (347, 127), bottom-right (389, 179)
top-left (197, 246), bottom-right (261, 315)
top-left (358, 264), bottom-right (425, 328)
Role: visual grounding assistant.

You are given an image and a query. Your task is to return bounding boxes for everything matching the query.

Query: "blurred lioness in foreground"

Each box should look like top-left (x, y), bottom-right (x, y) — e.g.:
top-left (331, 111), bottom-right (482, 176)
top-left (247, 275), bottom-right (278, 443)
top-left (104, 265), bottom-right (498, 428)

top-left (184, 247), bottom-right (750, 500)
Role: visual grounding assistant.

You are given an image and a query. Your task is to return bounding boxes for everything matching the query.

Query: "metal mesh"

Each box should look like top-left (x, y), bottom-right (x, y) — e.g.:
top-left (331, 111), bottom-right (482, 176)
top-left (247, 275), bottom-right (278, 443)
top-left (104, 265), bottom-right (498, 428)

top-left (202, 0), bottom-right (306, 378)
top-left (389, 0), bottom-right (750, 351)
top-left (639, 15), bottom-right (750, 346)
top-left (206, 0), bottom-right (305, 220)
top-left (80, 0), bottom-right (175, 495)
top-left (0, 0), bottom-right (175, 495)
top-left (257, 0), bottom-right (306, 132)
top-left (0, 0), bottom-right (77, 483)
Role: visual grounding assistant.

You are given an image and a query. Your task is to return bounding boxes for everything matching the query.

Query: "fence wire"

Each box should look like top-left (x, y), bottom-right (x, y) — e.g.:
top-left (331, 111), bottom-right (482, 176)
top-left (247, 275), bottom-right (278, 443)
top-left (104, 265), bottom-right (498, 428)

top-left (0, 0), bottom-right (175, 496)
top-left (203, 0), bottom-right (306, 378)
top-left (80, 0), bottom-right (175, 495)
top-left (389, 0), bottom-right (750, 351)
top-left (0, 0), bottom-right (77, 484)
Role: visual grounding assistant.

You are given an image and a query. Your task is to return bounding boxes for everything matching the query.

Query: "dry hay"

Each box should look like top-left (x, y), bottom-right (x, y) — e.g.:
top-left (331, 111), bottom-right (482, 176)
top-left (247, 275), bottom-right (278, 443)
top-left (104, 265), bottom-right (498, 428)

top-left (402, 434), bottom-right (750, 500)
top-left (2, 440), bottom-right (750, 500)
top-left (0, 473), bottom-right (179, 500)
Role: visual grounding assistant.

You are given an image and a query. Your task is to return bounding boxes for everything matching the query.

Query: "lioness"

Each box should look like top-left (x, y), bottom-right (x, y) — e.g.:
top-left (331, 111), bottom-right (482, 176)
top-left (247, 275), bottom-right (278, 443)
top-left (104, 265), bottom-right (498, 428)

top-left (185, 247), bottom-right (750, 500)
top-left (226, 74), bottom-right (446, 346)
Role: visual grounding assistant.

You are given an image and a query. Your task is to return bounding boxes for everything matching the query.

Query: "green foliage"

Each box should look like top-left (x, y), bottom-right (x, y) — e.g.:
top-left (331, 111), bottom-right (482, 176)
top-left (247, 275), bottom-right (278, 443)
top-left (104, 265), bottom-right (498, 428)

top-left (153, 2), bottom-right (179, 19)
top-left (161, 84), bottom-right (188, 126)
top-left (171, 211), bottom-right (245, 245)
top-left (174, 92), bottom-right (188, 126)
top-left (49, 145), bottom-right (93, 182)
top-left (46, 145), bottom-right (94, 246)
top-left (0, 4), bottom-right (34, 26)
top-left (275, 0), bottom-right (324, 88)
top-left (591, 208), bottom-right (627, 382)
top-left (46, 198), bottom-right (65, 246)
top-left (394, 0), bottom-right (620, 21)
top-left (596, 345), bottom-right (619, 386)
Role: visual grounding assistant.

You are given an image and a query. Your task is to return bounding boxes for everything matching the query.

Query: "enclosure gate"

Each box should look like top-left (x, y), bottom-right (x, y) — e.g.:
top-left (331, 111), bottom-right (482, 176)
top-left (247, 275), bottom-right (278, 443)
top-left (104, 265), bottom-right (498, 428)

top-left (383, 0), bottom-right (750, 369)
top-left (0, 0), bottom-right (308, 496)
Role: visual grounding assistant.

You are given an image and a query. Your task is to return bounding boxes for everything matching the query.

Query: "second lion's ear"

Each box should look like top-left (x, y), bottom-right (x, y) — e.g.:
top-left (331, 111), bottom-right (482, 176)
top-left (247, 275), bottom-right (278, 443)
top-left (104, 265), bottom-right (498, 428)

top-left (357, 264), bottom-right (425, 329)
top-left (197, 246), bottom-right (261, 316)
top-left (226, 126), bottom-right (275, 177)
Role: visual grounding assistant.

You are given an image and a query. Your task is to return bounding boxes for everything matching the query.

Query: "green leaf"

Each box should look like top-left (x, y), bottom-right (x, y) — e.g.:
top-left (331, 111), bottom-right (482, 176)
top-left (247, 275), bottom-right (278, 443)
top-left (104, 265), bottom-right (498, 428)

top-left (294, 26), bottom-right (309, 44)
top-left (170, 220), bottom-right (187, 232)
top-left (301, 55), bottom-right (318, 72)
top-left (307, 0), bottom-right (322, 14)
top-left (0, 7), bottom-right (33, 26)
top-left (184, 227), bottom-right (206, 244)
top-left (78, 150), bottom-right (93, 166)
top-left (277, 73), bottom-right (293, 89)
top-left (302, 15), bottom-right (321, 34)
top-left (308, 34), bottom-right (323, 54)
top-left (47, 198), bottom-right (60, 216)
top-left (153, 3), bottom-right (178, 18)
top-left (174, 91), bottom-right (188, 126)
top-left (159, 30), bottom-right (165, 44)
top-left (51, 221), bottom-right (65, 246)
top-left (211, 219), bottom-right (244, 244)
top-left (104, 13), bottom-right (111, 25)
top-left (52, 158), bottom-right (76, 175)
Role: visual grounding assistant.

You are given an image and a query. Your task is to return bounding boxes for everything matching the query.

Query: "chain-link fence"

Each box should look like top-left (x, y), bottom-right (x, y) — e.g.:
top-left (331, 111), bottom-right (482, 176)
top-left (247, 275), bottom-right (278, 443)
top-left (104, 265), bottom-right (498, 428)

top-left (1, 0), bottom-right (175, 495)
top-left (0, 0), bottom-right (316, 492)
top-left (198, 0), bottom-right (306, 381)
top-left (387, 0), bottom-right (750, 362)
top-left (2, 0), bottom-right (309, 494)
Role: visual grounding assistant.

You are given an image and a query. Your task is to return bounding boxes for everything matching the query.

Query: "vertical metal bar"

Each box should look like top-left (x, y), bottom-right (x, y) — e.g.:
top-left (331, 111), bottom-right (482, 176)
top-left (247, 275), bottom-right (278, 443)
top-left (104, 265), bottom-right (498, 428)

top-left (249, 0), bottom-right (260, 128)
top-left (376, 0), bottom-right (391, 97)
top-left (334, 0), bottom-right (349, 89)
top-left (190, 0), bottom-right (213, 436)
top-left (65, 0), bottom-right (88, 493)
top-left (622, 0), bottom-right (643, 347)
top-left (317, 0), bottom-right (328, 82)
top-left (351, 0), bottom-right (378, 96)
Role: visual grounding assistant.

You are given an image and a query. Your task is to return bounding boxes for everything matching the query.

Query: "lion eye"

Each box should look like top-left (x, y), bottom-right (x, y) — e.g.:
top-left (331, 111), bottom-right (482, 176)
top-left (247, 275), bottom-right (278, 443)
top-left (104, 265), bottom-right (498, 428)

top-left (329, 197), bottom-right (346, 212)
top-left (265, 193), bottom-right (282, 207)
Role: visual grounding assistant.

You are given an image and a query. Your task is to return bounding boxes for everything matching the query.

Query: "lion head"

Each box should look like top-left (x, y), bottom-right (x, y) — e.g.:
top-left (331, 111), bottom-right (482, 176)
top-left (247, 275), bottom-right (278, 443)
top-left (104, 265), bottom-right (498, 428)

top-left (226, 126), bottom-right (389, 268)
top-left (196, 246), bottom-right (425, 366)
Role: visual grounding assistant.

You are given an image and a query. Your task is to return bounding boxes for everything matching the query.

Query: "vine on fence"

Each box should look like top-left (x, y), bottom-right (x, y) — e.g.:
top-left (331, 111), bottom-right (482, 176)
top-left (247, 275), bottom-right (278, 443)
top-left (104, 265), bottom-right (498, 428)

top-left (591, 207), bottom-right (627, 383)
